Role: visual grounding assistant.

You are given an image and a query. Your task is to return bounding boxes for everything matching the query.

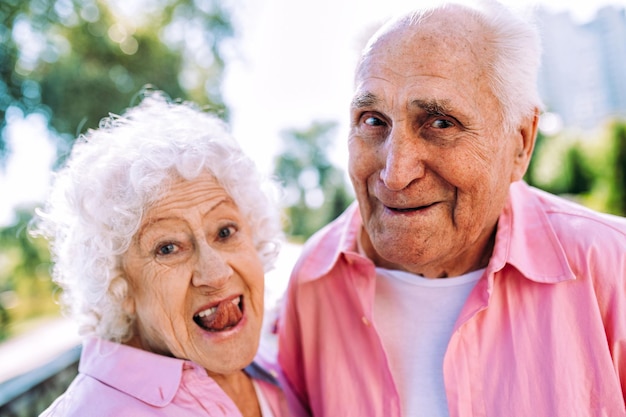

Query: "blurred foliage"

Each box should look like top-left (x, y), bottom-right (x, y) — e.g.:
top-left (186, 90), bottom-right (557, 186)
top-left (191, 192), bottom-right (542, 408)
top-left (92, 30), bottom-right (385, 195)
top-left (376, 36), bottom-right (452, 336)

top-left (274, 121), bottom-right (354, 241)
top-left (0, 0), bottom-right (233, 165)
top-left (0, 0), bottom-right (235, 338)
top-left (525, 118), bottom-right (626, 216)
top-left (0, 208), bottom-right (55, 340)
top-left (606, 121), bottom-right (626, 214)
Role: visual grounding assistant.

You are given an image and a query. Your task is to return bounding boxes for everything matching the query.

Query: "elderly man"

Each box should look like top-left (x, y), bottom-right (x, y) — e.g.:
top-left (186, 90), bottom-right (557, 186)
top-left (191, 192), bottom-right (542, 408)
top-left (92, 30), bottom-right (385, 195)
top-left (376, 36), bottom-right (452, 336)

top-left (278, 2), bottom-right (626, 417)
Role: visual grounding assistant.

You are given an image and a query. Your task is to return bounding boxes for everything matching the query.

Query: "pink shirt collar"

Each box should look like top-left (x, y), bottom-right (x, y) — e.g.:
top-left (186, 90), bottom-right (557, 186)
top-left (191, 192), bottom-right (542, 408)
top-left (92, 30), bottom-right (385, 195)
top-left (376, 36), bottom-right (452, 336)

top-left (79, 337), bottom-right (192, 407)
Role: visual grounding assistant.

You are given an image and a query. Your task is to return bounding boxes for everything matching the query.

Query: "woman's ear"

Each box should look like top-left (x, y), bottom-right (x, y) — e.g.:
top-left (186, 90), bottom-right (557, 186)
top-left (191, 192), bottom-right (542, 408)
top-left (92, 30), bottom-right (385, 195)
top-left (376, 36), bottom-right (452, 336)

top-left (511, 107), bottom-right (540, 182)
top-left (116, 275), bottom-right (136, 315)
top-left (122, 293), bottom-right (136, 315)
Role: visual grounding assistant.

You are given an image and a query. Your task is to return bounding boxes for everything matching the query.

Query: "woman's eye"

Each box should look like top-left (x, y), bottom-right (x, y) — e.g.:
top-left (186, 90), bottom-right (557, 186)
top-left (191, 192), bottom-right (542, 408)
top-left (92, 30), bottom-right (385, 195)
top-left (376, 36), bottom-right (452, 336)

top-left (431, 119), bottom-right (454, 129)
top-left (156, 243), bottom-right (177, 256)
top-left (218, 225), bottom-right (236, 240)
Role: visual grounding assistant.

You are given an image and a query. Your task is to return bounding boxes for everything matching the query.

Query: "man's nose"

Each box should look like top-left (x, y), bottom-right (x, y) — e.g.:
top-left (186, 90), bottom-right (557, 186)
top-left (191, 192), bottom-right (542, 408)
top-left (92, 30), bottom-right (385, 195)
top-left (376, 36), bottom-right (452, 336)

top-left (379, 127), bottom-right (426, 191)
top-left (191, 244), bottom-right (233, 289)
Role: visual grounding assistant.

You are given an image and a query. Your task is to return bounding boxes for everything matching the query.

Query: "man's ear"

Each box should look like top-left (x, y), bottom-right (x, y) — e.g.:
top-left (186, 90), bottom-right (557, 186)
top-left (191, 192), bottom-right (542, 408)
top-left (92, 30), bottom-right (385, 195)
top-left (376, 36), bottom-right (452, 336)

top-left (511, 107), bottom-right (540, 182)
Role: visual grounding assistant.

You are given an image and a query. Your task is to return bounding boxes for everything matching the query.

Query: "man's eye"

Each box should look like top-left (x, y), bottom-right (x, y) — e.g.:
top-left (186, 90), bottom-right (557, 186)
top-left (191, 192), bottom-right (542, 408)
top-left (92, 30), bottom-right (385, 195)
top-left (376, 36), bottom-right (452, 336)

top-left (431, 119), bottom-right (454, 129)
top-left (157, 243), bottom-right (177, 256)
top-left (364, 116), bottom-right (385, 127)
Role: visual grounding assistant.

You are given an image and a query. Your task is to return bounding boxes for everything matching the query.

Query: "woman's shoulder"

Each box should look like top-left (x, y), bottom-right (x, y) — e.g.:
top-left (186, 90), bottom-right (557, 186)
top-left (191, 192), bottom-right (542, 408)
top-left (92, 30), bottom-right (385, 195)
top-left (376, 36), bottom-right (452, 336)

top-left (39, 373), bottom-right (155, 417)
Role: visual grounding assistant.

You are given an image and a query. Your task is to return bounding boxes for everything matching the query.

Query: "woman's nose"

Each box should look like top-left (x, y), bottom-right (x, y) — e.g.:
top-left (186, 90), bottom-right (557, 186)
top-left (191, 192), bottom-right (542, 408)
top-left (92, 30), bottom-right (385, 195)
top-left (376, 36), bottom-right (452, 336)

top-left (191, 244), bottom-right (233, 289)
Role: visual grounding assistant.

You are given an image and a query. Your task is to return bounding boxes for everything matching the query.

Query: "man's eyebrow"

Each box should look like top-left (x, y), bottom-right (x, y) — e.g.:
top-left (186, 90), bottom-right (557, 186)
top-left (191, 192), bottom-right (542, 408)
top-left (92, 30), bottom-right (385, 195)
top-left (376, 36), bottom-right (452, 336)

top-left (350, 92), bottom-right (379, 109)
top-left (411, 99), bottom-right (452, 115)
top-left (351, 94), bottom-right (453, 116)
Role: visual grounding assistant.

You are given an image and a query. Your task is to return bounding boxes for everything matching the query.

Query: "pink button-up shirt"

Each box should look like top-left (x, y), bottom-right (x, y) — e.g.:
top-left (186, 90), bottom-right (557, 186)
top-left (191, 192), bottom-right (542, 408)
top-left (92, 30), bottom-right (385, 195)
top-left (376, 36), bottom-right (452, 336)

top-left (278, 181), bottom-right (626, 417)
top-left (41, 337), bottom-right (287, 416)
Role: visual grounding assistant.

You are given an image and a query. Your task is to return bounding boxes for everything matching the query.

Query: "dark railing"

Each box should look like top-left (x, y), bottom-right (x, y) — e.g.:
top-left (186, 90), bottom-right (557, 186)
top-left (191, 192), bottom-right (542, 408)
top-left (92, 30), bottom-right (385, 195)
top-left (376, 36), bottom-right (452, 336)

top-left (0, 345), bottom-right (80, 417)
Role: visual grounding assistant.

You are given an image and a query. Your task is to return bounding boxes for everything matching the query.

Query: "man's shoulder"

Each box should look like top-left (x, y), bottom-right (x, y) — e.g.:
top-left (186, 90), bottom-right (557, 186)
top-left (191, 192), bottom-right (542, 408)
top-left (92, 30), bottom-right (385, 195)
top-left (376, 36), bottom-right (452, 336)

top-left (536, 189), bottom-right (625, 238)
top-left (519, 184), bottom-right (626, 237)
top-left (505, 183), bottom-right (626, 281)
top-left (518, 186), bottom-right (626, 282)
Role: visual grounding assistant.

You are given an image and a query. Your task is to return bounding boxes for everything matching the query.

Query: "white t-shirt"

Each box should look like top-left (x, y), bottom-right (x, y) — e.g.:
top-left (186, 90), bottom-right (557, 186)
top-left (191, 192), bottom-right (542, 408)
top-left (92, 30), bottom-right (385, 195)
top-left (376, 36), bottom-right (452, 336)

top-left (373, 267), bottom-right (483, 417)
top-left (252, 379), bottom-right (275, 417)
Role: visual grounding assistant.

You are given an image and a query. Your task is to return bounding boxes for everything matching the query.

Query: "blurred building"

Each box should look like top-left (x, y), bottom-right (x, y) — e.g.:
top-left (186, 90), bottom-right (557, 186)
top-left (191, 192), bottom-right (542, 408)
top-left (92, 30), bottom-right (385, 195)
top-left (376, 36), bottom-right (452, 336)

top-left (536, 6), bottom-right (626, 130)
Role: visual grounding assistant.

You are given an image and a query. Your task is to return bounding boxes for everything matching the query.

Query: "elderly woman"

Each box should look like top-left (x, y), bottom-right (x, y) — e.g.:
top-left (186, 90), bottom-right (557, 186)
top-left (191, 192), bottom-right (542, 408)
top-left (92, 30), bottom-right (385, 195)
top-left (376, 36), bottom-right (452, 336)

top-left (35, 92), bottom-right (287, 416)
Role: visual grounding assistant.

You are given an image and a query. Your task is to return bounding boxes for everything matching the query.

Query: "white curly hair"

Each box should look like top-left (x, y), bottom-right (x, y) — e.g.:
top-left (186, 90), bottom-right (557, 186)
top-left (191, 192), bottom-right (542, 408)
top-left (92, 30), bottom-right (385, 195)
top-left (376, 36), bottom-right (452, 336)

top-left (34, 91), bottom-right (284, 343)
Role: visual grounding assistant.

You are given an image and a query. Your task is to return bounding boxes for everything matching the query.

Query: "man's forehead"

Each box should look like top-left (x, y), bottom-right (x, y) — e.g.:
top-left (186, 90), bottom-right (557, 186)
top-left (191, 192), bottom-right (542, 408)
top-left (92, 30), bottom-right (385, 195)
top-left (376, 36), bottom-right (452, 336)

top-left (355, 25), bottom-right (489, 92)
top-left (363, 7), bottom-right (488, 62)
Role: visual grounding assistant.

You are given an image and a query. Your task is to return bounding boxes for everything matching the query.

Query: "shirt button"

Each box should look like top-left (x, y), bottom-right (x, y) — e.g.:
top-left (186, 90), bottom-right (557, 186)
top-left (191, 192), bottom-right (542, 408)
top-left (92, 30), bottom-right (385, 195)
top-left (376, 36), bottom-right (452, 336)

top-left (361, 316), bottom-right (370, 326)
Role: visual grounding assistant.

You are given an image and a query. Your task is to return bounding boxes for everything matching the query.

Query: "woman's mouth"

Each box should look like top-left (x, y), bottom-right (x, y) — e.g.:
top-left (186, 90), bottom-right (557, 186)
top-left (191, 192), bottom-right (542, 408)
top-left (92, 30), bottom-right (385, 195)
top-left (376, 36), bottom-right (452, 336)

top-left (193, 295), bottom-right (243, 332)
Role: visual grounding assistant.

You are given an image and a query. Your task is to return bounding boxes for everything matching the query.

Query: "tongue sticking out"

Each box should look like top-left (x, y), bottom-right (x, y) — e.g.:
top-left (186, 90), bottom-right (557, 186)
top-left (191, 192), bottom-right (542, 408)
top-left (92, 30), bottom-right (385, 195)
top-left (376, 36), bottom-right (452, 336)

top-left (197, 298), bottom-right (242, 332)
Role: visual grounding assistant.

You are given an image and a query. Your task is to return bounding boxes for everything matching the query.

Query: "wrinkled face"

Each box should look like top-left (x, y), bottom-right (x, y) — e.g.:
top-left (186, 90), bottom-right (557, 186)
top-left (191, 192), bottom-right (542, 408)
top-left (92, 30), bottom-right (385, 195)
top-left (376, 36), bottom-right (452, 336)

top-left (348, 18), bottom-right (533, 278)
top-left (122, 172), bottom-right (265, 377)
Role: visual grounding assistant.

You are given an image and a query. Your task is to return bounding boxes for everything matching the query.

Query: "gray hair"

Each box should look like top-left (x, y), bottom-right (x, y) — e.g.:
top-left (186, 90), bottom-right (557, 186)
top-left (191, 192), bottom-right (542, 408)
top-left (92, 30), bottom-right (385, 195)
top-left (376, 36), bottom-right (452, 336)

top-left (359, 0), bottom-right (543, 132)
top-left (34, 91), bottom-right (284, 342)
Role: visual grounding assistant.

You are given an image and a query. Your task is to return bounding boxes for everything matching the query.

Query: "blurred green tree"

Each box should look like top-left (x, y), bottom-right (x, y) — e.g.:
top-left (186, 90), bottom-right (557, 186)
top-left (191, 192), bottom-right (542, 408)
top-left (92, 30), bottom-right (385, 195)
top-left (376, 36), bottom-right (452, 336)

top-left (274, 120), bottom-right (353, 241)
top-left (605, 120), bottom-right (626, 215)
top-left (527, 118), bottom-right (626, 217)
top-left (527, 130), bottom-right (595, 196)
top-left (0, 208), bottom-right (53, 340)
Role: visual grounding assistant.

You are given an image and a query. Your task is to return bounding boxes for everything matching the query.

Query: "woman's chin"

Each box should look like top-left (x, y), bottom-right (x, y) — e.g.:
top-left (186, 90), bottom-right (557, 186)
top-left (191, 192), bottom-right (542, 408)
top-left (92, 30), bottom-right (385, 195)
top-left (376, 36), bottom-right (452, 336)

top-left (190, 314), bottom-right (262, 374)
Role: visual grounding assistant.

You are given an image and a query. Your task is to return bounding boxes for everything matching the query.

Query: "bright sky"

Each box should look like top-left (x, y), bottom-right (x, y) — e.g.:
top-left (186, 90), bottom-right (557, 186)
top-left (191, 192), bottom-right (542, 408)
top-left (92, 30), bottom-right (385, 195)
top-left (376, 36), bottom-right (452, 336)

top-left (0, 110), bottom-right (57, 226)
top-left (1, 0), bottom-right (625, 226)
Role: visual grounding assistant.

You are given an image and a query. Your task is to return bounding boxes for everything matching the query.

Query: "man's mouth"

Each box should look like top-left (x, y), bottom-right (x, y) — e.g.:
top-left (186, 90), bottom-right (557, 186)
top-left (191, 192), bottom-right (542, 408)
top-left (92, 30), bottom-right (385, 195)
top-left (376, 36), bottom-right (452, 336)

top-left (389, 206), bottom-right (419, 212)
top-left (385, 201), bottom-right (437, 213)
top-left (193, 296), bottom-right (243, 332)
